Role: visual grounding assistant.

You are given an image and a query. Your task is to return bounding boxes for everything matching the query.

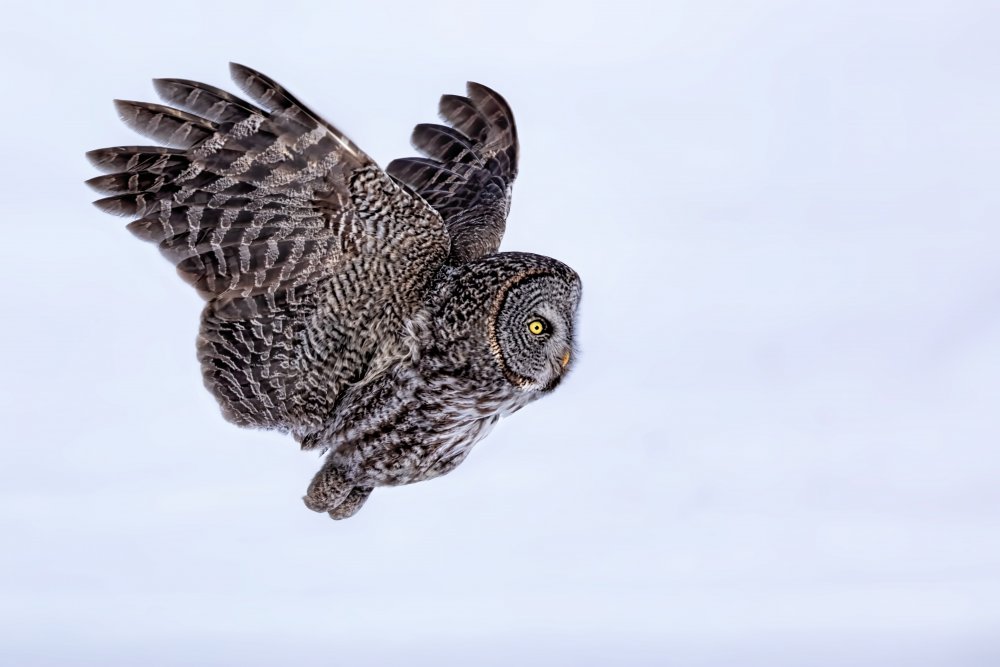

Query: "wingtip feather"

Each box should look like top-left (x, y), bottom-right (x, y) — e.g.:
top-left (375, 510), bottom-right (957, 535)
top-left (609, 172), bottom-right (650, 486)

top-left (92, 195), bottom-right (132, 216)
top-left (85, 148), bottom-right (110, 170)
top-left (84, 174), bottom-right (112, 193)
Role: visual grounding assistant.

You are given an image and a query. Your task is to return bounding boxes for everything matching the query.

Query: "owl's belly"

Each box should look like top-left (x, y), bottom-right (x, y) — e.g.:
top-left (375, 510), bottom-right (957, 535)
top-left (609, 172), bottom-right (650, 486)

top-left (415, 414), bottom-right (500, 482)
top-left (341, 365), bottom-right (540, 488)
top-left (369, 413), bottom-right (500, 486)
top-left (395, 390), bottom-right (539, 484)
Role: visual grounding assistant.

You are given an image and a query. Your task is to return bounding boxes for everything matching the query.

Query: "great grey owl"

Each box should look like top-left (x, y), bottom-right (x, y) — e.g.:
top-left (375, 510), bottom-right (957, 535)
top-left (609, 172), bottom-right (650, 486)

top-left (87, 64), bottom-right (581, 519)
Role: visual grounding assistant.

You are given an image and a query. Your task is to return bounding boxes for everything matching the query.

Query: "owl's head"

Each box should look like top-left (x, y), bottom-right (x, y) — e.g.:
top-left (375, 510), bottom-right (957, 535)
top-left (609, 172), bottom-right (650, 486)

top-left (485, 255), bottom-right (582, 393)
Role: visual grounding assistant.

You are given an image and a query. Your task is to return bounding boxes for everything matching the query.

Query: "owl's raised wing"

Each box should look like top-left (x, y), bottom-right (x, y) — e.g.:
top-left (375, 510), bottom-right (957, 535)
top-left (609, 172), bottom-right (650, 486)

top-left (386, 82), bottom-right (518, 264)
top-left (87, 64), bottom-right (449, 438)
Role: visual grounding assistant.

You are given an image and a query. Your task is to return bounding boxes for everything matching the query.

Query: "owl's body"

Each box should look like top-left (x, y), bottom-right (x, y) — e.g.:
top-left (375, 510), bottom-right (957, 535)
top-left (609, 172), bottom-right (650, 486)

top-left (88, 65), bottom-right (581, 519)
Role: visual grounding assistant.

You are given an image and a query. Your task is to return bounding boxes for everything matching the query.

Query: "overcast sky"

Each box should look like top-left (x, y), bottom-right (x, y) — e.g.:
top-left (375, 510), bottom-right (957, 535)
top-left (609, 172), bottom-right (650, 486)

top-left (1, 1), bottom-right (999, 665)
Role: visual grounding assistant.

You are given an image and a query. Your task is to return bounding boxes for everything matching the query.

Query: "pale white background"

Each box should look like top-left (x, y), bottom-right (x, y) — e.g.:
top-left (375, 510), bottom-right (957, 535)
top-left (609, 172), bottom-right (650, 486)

top-left (1, 1), bottom-right (998, 665)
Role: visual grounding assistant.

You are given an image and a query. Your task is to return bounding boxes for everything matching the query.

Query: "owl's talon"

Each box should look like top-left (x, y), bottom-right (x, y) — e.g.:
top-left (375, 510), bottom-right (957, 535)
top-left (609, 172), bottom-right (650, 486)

top-left (327, 486), bottom-right (373, 520)
top-left (303, 484), bottom-right (373, 518)
top-left (302, 493), bottom-right (335, 513)
top-left (303, 460), bottom-right (371, 517)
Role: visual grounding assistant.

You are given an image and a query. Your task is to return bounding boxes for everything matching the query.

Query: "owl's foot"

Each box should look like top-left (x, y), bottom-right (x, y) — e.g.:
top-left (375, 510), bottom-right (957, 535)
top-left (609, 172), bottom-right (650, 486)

top-left (303, 462), bottom-right (372, 519)
top-left (327, 486), bottom-right (373, 520)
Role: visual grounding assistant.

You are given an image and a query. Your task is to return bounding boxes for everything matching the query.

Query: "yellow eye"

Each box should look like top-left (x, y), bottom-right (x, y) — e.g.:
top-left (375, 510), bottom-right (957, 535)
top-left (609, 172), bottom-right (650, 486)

top-left (528, 319), bottom-right (546, 335)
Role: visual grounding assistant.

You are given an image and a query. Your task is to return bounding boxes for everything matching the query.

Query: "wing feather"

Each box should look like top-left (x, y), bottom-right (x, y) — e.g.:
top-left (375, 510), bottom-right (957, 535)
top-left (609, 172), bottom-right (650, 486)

top-left (113, 100), bottom-right (218, 147)
top-left (88, 64), bottom-right (449, 438)
top-left (386, 81), bottom-right (518, 264)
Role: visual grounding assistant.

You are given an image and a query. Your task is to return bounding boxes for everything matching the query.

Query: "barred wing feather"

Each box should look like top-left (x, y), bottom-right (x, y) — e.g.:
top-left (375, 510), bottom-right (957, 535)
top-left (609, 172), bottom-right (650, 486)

top-left (87, 64), bottom-right (449, 437)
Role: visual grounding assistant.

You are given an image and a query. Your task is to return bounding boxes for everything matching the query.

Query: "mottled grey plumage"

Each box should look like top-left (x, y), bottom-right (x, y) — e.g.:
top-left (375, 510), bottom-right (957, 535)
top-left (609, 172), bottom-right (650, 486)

top-left (88, 64), bottom-right (581, 519)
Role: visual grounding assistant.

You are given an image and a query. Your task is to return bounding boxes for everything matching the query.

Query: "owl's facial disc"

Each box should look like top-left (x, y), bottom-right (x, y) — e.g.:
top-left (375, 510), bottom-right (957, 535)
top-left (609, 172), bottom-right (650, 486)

top-left (490, 272), bottom-right (580, 392)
